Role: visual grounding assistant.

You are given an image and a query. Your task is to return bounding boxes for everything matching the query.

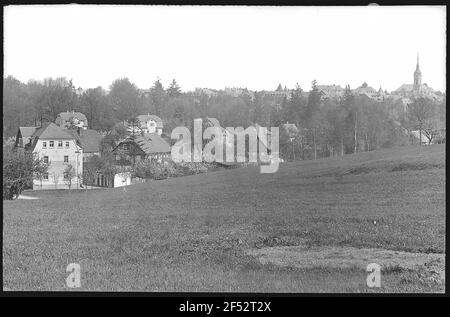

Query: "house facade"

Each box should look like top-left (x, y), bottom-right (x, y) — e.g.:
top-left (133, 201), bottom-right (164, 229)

top-left (20, 122), bottom-right (84, 190)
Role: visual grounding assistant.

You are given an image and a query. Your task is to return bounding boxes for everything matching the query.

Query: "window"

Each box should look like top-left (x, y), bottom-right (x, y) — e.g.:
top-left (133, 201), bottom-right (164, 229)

top-left (42, 142), bottom-right (47, 149)
top-left (43, 173), bottom-right (49, 180)
top-left (64, 156), bottom-right (69, 163)
top-left (49, 141), bottom-right (54, 148)
top-left (43, 156), bottom-right (49, 164)
top-left (58, 141), bottom-right (63, 148)
top-left (65, 141), bottom-right (70, 148)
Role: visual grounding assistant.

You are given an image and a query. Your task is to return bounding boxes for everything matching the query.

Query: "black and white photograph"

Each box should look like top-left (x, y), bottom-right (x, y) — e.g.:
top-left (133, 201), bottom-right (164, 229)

top-left (2, 4), bottom-right (446, 297)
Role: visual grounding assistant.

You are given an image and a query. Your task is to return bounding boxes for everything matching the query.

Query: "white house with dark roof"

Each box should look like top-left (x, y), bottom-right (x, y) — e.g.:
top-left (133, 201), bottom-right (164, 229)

top-left (55, 111), bottom-right (89, 130)
top-left (18, 122), bottom-right (84, 190)
top-left (135, 114), bottom-right (163, 135)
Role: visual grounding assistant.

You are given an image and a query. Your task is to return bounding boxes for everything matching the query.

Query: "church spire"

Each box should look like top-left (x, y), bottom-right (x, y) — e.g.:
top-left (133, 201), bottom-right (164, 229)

top-left (416, 53), bottom-right (420, 71)
top-left (414, 52), bottom-right (422, 89)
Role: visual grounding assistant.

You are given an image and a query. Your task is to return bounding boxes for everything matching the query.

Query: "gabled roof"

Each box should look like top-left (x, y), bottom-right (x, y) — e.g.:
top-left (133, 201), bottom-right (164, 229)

top-left (136, 114), bottom-right (163, 128)
top-left (26, 122), bottom-right (77, 151)
top-left (57, 111), bottom-right (88, 122)
top-left (18, 126), bottom-right (38, 145)
top-left (395, 84), bottom-right (414, 92)
top-left (19, 126), bottom-right (38, 138)
top-left (139, 133), bottom-right (171, 153)
top-left (114, 133), bottom-right (171, 155)
top-left (15, 126), bottom-right (38, 148)
top-left (31, 122), bottom-right (75, 140)
top-left (67, 129), bottom-right (103, 153)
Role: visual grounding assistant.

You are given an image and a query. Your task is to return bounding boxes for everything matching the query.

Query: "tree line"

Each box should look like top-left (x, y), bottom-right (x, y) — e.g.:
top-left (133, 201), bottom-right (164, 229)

top-left (3, 76), bottom-right (446, 162)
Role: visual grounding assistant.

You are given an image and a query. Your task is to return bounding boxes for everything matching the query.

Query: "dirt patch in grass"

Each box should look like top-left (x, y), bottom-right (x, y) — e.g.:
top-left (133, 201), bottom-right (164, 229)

top-left (346, 166), bottom-right (373, 175)
top-left (247, 245), bottom-right (445, 284)
top-left (344, 162), bottom-right (444, 176)
top-left (389, 162), bottom-right (444, 172)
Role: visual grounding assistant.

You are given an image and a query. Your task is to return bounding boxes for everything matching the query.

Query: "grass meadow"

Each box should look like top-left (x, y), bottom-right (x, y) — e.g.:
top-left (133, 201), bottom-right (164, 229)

top-left (3, 144), bottom-right (445, 292)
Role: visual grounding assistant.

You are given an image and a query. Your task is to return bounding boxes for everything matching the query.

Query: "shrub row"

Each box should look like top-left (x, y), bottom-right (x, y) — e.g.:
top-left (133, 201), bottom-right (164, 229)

top-left (131, 160), bottom-right (216, 180)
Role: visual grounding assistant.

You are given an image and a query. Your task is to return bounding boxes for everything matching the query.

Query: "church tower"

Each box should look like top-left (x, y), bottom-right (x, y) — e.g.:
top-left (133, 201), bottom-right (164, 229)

top-left (413, 53), bottom-right (422, 90)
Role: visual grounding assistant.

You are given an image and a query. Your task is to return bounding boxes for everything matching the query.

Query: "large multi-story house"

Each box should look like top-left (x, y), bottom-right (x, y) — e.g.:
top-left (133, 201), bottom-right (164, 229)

top-left (17, 122), bottom-right (84, 190)
top-left (262, 88), bottom-right (292, 100)
top-left (15, 110), bottom-right (104, 190)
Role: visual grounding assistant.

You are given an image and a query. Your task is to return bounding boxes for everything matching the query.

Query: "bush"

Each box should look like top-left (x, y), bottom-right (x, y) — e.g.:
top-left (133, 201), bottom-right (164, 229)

top-left (133, 159), bottom-right (166, 179)
top-left (131, 160), bottom-right (211, 180)
top-left (176, 162), bottom-right (209, 175)
top-left (3, 147), bottom-right (48, 200)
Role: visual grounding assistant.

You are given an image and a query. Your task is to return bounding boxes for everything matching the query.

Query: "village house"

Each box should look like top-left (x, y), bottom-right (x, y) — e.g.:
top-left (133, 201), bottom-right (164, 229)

top-left (17, 122), bottom-right (84, 190)
top-left (112, 133), bottom-right (171, 165)
top-left (15, 109), bottom-right (104, 190)
top-left (55, 111), bottom-right (89, 130)
top-left (83, 132), bottom-right (171, 189)
top-left (135, 114), bottom-right (163, 135)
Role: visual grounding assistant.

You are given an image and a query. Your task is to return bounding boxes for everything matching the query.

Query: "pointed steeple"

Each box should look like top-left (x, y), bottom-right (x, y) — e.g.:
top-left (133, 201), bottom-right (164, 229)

top-left (416, 53), bottom-right (420, 71)
top-left (414, 53), bottom-right (422, 89)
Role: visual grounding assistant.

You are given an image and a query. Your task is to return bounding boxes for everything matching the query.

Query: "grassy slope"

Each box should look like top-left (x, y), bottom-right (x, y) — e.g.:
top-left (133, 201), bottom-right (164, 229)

top-left (3, 145), bottom-right (445, 292)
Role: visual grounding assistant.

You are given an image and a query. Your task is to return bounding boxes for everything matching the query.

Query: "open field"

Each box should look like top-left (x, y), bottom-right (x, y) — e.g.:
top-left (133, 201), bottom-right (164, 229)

top-left (3, 145), bottom-right (446, 292)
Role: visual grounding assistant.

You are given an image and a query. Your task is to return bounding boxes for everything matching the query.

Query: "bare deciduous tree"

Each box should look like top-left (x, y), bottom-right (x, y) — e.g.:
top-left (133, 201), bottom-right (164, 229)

top-left (63, 164), bottom-right (76, 189)
top-left (407, 97), bottom-right (435, 145)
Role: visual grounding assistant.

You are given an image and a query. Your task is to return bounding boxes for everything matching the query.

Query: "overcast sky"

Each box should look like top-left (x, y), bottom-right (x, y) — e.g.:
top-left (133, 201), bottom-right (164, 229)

top-left (3, 5), bottom-right (446, 92)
